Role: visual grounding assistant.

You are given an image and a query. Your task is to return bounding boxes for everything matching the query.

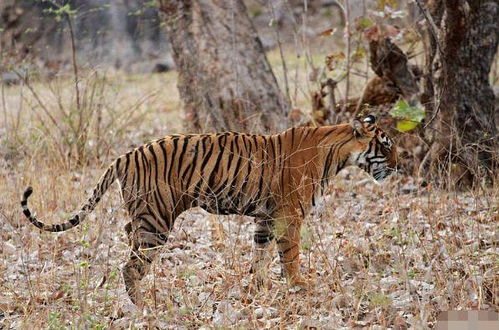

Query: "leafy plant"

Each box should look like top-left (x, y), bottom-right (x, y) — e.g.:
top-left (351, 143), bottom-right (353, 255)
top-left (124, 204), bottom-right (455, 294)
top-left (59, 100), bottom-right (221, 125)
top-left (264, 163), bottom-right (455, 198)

top-left (47, 311), bottom-right (65, 330)
top-left (42, 2), bottom-right (77, 21)
top-left (389, 100), bottom-right (425, 132)
top-left (300, 226), bottom-right (312, 251)
top-left (356, 17), bottom-right (374, 30)
top-left (370, 293), bottom-right (392, 308)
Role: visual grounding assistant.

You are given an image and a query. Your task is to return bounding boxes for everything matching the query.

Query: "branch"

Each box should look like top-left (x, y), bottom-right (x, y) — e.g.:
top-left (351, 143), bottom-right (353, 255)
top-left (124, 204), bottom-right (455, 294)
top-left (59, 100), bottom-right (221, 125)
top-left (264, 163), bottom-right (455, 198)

top-left (414, 0), bottom-right (443, 56)
top-left (268, 1), bottom-right (291, 105)
top-left (325, 78), bottom-right (338, 124)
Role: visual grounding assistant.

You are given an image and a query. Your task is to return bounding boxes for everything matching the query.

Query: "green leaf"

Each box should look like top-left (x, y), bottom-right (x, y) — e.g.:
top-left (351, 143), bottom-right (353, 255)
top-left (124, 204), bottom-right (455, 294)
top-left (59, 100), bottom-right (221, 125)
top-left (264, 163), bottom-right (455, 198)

top-left (396, 120), bottom-right (419, 132)
top-left (377, 0), bottom-right (398, 9)
top-left (356, 17), bottom-right (374, 30)
top-left (351, 47), bottom-right (366, 62)
top-left (386, 0), bottom-right (398, 8)
top-left (389, 100), bottom-right (425, 132)
top-left (377, 0), bottom-right (386, 9)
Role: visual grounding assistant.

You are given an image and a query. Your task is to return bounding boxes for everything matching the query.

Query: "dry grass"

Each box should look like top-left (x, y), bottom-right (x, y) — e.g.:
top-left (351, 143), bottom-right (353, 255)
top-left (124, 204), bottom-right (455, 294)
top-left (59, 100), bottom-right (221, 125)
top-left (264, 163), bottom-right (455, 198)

top-left (0, 52), bottom-right (497, 328)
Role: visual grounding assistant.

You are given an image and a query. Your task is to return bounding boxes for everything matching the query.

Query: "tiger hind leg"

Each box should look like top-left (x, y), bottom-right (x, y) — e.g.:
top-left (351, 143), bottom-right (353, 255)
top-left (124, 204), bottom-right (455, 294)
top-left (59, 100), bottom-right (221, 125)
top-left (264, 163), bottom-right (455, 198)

top-left (122, 221), bottom-right (169, 305)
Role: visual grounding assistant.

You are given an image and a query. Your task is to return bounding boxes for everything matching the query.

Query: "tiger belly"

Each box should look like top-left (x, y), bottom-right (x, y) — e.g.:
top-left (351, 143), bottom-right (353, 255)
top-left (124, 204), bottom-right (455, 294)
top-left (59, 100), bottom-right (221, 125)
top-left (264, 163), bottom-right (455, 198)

top-left (197, 189), bottom-right (276, 218)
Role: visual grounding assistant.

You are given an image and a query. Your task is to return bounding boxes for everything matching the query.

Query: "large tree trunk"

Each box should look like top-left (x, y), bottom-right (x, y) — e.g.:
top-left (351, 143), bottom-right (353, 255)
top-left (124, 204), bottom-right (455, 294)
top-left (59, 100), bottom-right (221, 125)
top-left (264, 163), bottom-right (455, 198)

top-left (422, 0), bottom-right (498, 188)
top-left (158, 0), bottom-right (289, 134)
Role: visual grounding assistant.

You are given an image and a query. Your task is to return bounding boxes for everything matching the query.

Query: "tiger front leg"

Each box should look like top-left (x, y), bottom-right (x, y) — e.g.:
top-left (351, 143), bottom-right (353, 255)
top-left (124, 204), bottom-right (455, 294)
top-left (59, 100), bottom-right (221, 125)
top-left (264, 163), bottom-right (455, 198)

top-left (275, 216), bottom-right (310, 289)
top-left (250, 218), bottom-right (275, 288)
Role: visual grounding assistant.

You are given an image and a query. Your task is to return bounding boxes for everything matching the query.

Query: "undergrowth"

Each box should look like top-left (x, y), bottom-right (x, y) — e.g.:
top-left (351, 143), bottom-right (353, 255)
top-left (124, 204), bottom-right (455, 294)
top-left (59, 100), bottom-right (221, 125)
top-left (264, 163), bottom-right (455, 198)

top-left (0, 50), bottom-right (497, 328)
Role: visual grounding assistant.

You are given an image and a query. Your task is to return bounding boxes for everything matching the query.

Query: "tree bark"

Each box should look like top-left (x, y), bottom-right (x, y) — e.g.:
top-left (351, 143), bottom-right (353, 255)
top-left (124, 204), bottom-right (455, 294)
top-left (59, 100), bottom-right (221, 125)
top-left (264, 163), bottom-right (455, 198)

top-left (158, 0), bottom-right (289, 134)
top-left (422, 0), bottom-right (498, 188)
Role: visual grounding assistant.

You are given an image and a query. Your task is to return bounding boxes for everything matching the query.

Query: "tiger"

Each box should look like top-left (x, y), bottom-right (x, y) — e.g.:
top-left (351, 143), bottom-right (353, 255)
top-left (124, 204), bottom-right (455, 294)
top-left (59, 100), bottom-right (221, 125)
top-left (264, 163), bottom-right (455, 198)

top-left (21, 115), bottom-right (396, 305)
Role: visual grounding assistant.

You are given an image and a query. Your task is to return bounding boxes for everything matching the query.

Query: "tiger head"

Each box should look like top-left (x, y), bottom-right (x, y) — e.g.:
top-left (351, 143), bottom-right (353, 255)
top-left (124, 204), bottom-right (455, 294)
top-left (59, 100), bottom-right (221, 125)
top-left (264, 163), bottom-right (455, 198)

top-left (347, 115), bottom-right (397, 181)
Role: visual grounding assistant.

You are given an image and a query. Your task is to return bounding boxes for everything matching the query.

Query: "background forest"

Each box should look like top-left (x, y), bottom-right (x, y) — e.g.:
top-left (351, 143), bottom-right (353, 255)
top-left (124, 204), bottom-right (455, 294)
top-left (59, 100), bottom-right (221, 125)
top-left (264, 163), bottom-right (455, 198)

top-left (0, 0), bottom-right (497, 328)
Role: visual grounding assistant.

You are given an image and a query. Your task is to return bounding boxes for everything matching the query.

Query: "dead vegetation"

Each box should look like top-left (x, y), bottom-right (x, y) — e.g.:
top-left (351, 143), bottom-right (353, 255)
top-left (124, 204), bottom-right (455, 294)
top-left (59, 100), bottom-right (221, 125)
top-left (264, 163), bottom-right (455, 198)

top-left (0, 59), bottom-right (497, 328)
top-left (297, 34), bottom-right (422, 125)
top-left (297, 35), bottom-right (427, 178)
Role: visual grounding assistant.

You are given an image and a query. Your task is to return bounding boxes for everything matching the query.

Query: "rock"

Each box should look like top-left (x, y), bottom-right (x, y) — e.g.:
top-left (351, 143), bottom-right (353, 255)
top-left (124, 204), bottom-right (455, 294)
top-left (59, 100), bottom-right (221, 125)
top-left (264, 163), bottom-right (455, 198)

top-left (299, 318), bottom-right (322, 329)
top-left (1, 72), bottom-right (20, 85)
top-left (2, 241), bottom-right (16, 255)
top-left (213, 301), bottom-right (241, 326)
top-left (152, 62), bottom-right (171, 73)
top-left (254, 307), bottom-right (278, 319)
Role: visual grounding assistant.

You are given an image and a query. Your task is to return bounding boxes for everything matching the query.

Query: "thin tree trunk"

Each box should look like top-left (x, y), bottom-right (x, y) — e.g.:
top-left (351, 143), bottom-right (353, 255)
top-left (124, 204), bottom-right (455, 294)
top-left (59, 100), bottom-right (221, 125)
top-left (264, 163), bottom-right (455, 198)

top-left (158, 0), bottom-right (289, 134)
top-left (422, 0), bottom-right (498, 188)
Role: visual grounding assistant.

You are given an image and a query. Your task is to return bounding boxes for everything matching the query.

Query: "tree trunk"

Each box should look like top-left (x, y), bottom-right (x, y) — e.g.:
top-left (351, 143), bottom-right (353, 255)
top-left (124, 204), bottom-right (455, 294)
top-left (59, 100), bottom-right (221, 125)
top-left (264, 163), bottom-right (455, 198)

top-left (422, 0), bottom-right (498, 188)
top-left (158, 0), bottom-right (289, 134)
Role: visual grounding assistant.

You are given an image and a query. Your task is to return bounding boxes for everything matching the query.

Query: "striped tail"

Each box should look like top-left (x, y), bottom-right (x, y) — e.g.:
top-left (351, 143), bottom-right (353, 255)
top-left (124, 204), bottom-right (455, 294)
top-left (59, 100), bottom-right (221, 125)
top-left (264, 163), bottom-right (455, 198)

top-left (21, 160), bottom-right (119, 232)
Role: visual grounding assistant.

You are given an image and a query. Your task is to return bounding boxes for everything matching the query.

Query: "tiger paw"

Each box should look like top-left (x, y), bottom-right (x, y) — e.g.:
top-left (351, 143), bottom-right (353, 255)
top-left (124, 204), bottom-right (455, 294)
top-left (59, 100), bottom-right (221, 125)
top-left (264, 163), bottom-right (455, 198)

top-left (251, 273), bottom-right (273, 290)
top-left (242, 274), bottom-right (272, 296)
top-left (289, 275), bottom-right (313, 291)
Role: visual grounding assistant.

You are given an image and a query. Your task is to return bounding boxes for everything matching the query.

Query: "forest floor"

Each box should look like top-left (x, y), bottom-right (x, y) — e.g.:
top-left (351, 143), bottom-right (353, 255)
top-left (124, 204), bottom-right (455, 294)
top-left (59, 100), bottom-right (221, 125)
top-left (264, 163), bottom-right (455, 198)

top-left (0, 49), bottom-right (497, 328)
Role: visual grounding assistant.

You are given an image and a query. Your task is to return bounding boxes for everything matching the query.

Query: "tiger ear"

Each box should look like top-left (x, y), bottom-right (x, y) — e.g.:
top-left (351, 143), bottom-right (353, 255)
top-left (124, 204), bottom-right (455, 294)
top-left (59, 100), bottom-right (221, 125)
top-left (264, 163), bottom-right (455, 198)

top-left (352, 115), bottom-right (376, 137)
